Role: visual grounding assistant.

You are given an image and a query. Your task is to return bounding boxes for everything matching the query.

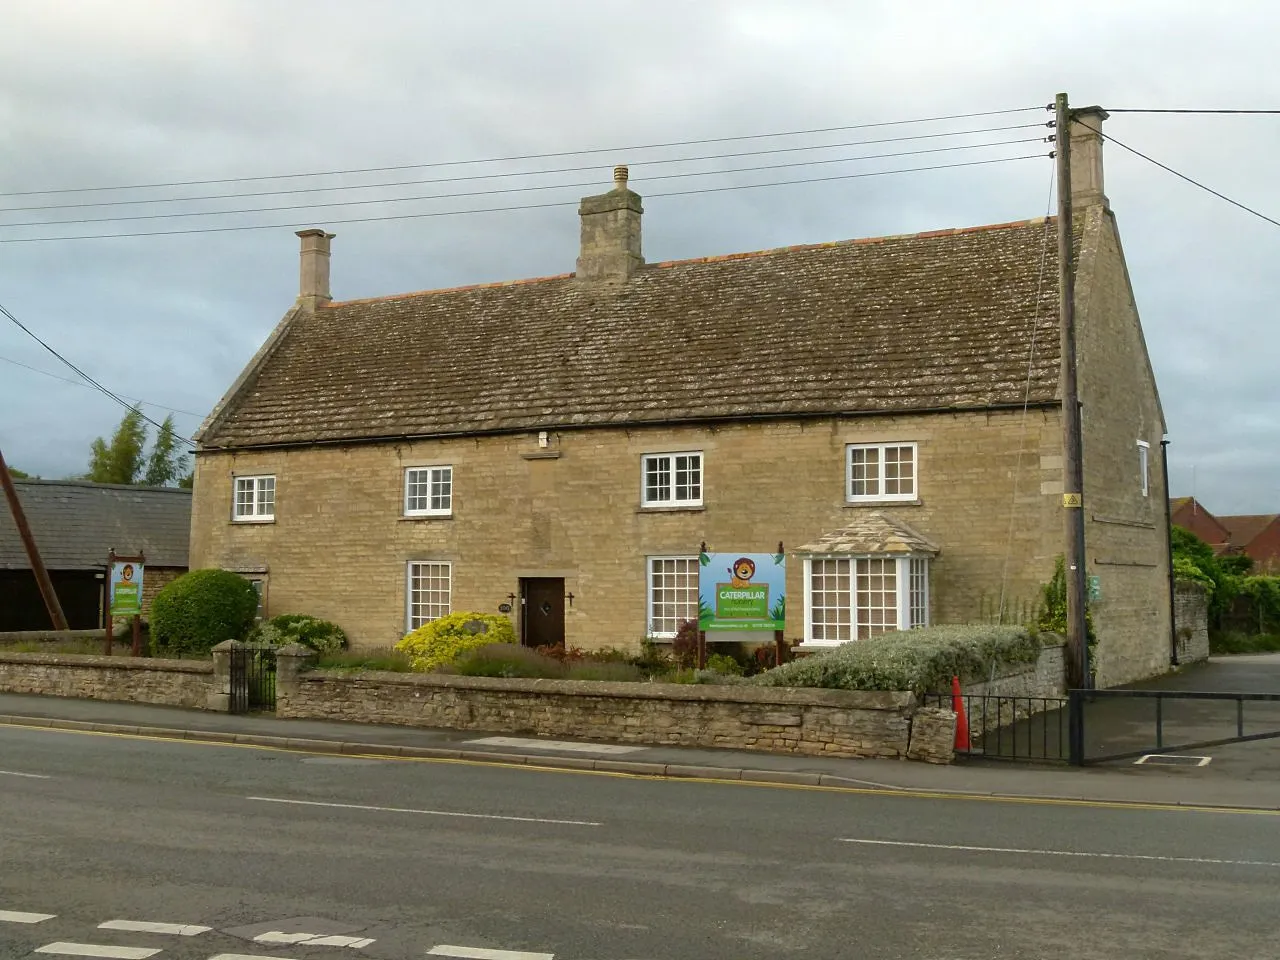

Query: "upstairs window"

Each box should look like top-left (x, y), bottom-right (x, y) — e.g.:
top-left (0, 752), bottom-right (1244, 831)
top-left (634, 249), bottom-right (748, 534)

top-left (405, 465), bottom-right (453, 517)
top-left (233, 475), bottom-right (275, 521)
top-left (642, 452), bottom-right (703, 507)
top-left (1137, 441), bottom-right (1150, 498)
top-left (846, 443), bottom-right (917, 503)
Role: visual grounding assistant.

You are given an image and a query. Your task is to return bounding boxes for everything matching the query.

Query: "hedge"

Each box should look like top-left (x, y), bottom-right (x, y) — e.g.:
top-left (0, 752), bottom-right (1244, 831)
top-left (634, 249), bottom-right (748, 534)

top-left (248, 614), bottom-right (349, 654)
top-left (395, 612), bottom-right (517, 671)
top-left (750, 624), bottom-right (1041, 694)
top-left (150, 568), bottom-right (258, 656)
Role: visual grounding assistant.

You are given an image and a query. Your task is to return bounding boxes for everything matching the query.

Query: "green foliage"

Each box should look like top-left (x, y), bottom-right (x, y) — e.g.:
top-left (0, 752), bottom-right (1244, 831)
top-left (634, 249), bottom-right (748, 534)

top-left (88, 406), bottom-right (147, 484)
top-left (1236, 577), bottom-right (1280, 634)
top-left (143, 415), bottom-right (189, 487)
top-left (453, 643), bottom-right (564, 678)
top-left (8, 467), bottom-right (36, 479)
top-left (150, 569), bottom-right (258, 656)
top-left (1173, 555), bottom-right (1214, 591)
top-left (1209, 630), bottom-right (1280, 655)
top-left (1220, 554), bottom-right (1255, 576)
top-left (178, 470), bottom-right (194, 489)
top-left (1171, 526), bottom-right (1242, 623)
top-left (750, 624), bottom-right (1040, 694)
top-left (566, 661), bottom-right (645, 682)
top-left (395, 611), bottom-right (517, 671)
top-left (316, 648), bottom-right (413, 671)
top-left (671, 619), bottom-right (699, 668)
top-left (704, 652), bottom-right (745, 676)
top-left (249, 614), bottom-right (349, 654)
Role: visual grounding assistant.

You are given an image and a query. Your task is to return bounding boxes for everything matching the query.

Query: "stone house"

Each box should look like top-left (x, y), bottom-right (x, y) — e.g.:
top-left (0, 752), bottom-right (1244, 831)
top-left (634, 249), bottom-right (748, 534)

top-left (0, 479), bottom-right (191, 630)
top-left (191, 108), bottom-right (1171, 687)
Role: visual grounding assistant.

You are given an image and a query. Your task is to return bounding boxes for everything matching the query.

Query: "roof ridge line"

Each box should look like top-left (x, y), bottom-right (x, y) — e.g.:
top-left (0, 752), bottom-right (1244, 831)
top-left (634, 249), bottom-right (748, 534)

top-left (327, 271), bottom-right (575, 307)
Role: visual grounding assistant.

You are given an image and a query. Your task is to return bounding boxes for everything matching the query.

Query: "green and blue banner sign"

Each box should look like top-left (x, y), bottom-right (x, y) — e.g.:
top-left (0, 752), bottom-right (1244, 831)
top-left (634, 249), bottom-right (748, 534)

top-left (698, 551), bottom-right (786, 631)
top-left (108, 559), bottom-right (144, 618)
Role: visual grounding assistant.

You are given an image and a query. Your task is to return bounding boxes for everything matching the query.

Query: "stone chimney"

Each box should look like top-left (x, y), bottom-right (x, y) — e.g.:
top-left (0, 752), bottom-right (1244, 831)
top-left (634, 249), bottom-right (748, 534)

top-left (1069, 106), bottom-right (1109, 208)
top-left (576, 166), bottom-right (643, 283)
top-left (296, 228), bottom-right (335, 306)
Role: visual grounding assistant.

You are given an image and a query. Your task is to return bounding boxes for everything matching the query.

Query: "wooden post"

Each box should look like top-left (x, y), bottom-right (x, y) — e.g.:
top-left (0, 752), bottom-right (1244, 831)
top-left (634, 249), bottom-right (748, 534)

top-left (774, 628), bottom-right (786, 667)
top-left (1056, 92), bottom-right (1090, 689)
top-left (0, 446), bottom-right (68, 630)
top-left (104, 549), bottom-right (115, 656)
top-left (697, 630), bottom-right (707, 670)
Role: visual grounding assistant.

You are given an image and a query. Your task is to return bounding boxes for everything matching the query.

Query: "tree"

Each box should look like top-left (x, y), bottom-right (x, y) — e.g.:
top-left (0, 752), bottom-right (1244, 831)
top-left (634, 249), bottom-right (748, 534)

top-left (178, 469), bottom-right (194, 490)
top-left (88, 406), bottom-right (147, 485)
top-left (8, 467), bottom-right (35, 479)
top-left (143, 415), bottom-right (188, 487)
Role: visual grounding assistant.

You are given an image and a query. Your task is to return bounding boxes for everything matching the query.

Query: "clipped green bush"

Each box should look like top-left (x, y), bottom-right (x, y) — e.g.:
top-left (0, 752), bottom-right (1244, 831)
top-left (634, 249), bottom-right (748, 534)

top-left (150, 568), bottom-right (258, 656)
top-left (704, 652), bottom-right (745, 677)
top-left (248, 614), bottom-right (349, 654)
top-left (750, 624), bottom-right (1040, 694)
top-left (395, 611), bottom-right (517, 671)
top-left (454, 643), bottom-right (565, 678)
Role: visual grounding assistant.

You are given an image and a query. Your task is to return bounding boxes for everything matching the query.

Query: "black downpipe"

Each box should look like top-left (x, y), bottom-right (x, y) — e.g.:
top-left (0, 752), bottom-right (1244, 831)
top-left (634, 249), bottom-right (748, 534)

top-left (1162, 438), bottom-right (1178, 666)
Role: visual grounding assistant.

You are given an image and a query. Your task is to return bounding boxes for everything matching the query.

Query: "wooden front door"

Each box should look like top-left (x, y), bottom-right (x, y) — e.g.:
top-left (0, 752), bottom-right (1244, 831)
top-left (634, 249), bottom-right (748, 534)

top-left (520, 577), bottom-right (565, 648)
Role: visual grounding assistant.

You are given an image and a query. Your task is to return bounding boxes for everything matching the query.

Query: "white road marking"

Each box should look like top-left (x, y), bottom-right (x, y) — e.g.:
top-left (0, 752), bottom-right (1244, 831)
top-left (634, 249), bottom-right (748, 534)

top-left (253, 930), bottom-right (374, 947)
top-left (98, 919), bottom-right (210, 935)
top-left (304, 934), bottom-right (375, 947)
top-left (209, 955), bottom-right (302, 960)
top-left (428, 947), bottom-right (555, 960)
top-left (1135, 753), bottom-right (1212, 767)
top-left (33, 944), bottom-right (161, 959)
top-left (246, 796), bottom-right (601, 826)
top-left (0, 910), bottom-right (56, 923)
top-left (254, 932), bottom-right (313, 944)
top-left (0, 769), bottom-right (52, 779)
top-left (839, 837), bottom-right (1280, 868)
top-left (466, 736), bottom-right (644, 755)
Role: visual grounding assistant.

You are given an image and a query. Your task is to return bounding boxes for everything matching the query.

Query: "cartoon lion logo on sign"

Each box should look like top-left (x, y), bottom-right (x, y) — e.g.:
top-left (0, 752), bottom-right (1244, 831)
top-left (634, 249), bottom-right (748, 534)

top-left (729, 557), bottom-right (756, 587)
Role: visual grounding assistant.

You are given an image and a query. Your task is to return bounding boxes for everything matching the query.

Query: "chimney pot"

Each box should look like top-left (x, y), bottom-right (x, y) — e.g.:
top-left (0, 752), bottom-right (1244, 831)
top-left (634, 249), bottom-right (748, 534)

top-left (576, 167), bottom-right (643, 284)
top-left (296, 228), bottom-right (335, 306)
top-left (1069, 106), bottom-right (1109, 209)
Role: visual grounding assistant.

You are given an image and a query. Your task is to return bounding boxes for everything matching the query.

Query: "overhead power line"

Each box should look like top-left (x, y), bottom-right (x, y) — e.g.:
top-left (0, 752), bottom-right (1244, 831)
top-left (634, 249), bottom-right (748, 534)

top-left (0, 354), bottom-right (205, 418)
top-left (0, 137), bottom-right (1046, 229)
top-left (0, 299), bottom-right (196, 442)
top-left (0, 152), bottom-right (1049, 243)
top-left (1103, 108), bottom-right (1280, 115)
top-left (0, 106), bottom-right (1045, 198)
top-left (0, 122), bottom-right (1048, 213)
top-left (1088, 127), bottom-right (1280, 230)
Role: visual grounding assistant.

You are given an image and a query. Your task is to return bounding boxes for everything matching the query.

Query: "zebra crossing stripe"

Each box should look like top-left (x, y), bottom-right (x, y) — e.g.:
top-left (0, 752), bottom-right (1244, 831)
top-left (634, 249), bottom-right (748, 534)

top-left (0, 910), bottom-right (55, 923)
top-left (427, 947), bottom-right (555, 959)
top-left (99, 919), bottom-right (211, 935)
top-left (33, 944), bottom-right (161, 959)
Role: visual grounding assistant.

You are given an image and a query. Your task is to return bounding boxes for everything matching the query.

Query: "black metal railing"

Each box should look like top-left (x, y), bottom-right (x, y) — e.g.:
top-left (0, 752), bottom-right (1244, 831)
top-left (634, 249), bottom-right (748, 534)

top-left (229, 643), bottom-right (277, 714)
top-left (1070, 688), bottom-right (1280, 764)
top-left (923, 692), bottom-right (1072, 763)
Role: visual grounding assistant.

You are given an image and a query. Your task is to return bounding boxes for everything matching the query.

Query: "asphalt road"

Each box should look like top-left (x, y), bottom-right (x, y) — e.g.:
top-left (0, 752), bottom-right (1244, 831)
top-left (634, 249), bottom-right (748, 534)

top-left (2, 725), bottom-right (1279, 960)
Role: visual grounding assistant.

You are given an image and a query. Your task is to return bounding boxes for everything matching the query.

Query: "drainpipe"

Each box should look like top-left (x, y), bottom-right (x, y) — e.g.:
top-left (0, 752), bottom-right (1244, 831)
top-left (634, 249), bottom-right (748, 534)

top-left (1161, 437), bottom-right (1178, 666)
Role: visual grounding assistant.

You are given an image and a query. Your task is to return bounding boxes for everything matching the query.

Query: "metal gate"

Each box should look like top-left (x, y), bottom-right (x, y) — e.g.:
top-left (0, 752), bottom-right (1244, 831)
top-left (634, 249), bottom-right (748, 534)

top-left (924, 693), bottom-right (1072, 763)
top-left (229, 643), bottom-right (277, 714)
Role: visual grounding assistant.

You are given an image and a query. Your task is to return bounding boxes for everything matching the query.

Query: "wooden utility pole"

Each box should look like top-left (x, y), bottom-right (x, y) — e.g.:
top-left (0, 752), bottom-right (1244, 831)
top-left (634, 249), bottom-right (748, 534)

top-left (1055, 92), bottom-right (1090, 689)
top-left (0, 446), bottom-right (68, 630)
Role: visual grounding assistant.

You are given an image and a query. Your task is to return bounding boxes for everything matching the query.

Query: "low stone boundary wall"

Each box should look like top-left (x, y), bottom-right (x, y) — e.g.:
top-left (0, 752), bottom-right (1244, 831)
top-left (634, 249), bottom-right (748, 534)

top-left (274, 648), bottom-right (952, 761)
top-left (0, 629), bottom-right (113, 644)
top-left (1174, 581), bottom-right (1210, 664)
top-left (0, 651), bottom-right (213, 710)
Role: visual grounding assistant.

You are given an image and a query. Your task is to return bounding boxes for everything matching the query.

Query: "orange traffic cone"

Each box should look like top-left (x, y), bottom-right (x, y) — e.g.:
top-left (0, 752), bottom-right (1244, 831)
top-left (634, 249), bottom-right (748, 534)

top-left (951, 675), bottom-right (971, 751)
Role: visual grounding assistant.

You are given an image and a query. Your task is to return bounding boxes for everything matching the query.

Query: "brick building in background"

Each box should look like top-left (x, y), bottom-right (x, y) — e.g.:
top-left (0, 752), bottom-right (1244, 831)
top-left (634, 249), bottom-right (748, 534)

top-left (191, 108), bottom-right (1171, 687)
top-left (1173, 497), bottom-right (1280, 573)
top-left (0, 479), bottom-right (190, 630)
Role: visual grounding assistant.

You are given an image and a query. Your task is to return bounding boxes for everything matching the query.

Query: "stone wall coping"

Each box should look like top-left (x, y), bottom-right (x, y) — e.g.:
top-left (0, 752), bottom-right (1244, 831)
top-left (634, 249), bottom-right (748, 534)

top-left (0, 651), bottom-right (213, 674)
top-left (298, 668), bottom-right (916, 710)
top-left (0, 630), bottom-right (111, 643)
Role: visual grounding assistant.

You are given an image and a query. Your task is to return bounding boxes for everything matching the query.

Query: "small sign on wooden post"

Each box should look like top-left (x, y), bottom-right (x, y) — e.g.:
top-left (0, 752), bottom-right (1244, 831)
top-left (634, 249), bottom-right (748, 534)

top-left (106, 550), bottom-right (145, 656)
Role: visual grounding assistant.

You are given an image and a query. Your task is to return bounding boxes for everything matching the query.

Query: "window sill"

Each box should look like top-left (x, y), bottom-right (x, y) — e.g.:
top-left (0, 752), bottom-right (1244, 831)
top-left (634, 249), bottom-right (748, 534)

top-left (230, 517), bottom-right (275, 525)
top-left (844, 499), bottom-right (922, 508)
top-left (637, 505), bottom-right (706, 514)
top-left (400, 514), bottom-right (454, 522)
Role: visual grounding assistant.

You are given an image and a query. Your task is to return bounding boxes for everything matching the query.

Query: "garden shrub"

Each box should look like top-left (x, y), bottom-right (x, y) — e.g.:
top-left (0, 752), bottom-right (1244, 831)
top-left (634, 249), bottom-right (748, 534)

top-left (566, 661), bottom-right (644, 682)
top-left (316, 647), bottom-right (414, 671)
top-left (671, 619), bottom-right (699, 668)
top-left (453, 643), bottom-right (565, 678)
top-left (750, 624), bottom-right (1040, 694)
top-left (395, 612), bottom-right (516, 671)
top-left (249, 613), bottom-right (349, 654)
top-left (150, 568), bottom-right (258, 656)
top-left (704, 652), bottom-right (744, 677)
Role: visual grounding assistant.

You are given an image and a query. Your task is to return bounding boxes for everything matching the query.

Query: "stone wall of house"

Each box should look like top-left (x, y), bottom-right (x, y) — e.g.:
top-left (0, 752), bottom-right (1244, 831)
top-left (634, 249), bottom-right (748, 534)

top-left (191, 408), bottom-right (1064, 650)
top-left (274, 655), bottom-right (925, 760)
top-left (1074, 205), bottom-right (1172, 686)
top-left (0, 652), bottom-right (213, 709)
top-left (1174, 581), bottom-right (1210, 664)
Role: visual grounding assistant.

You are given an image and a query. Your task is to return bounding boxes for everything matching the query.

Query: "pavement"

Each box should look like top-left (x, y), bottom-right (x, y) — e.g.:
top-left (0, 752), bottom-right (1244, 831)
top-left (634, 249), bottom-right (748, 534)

top-left (3, 714), bottom-right (1280, 960)
top-left (2, 656), bottom-right (1280, 811)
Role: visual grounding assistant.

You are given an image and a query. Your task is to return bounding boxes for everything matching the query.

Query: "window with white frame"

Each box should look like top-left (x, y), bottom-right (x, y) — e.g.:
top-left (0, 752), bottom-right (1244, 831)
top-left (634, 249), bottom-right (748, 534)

top-left (233, 475), bottom-right (276, 521)
top-left (1137, 441), bottom-right (1150, 498)
top-left (846, 443), bottom-right (917, 503)
top-left (406, 561), bottom-right (451, 630)
top-left (404, 465), bottom-right (453, 517)
top-left (647, 556), bottom-right (699, 637)
top-left (803, 555), bottom-right (930, 645)
top-left (642, 452), bottom-right (703, 507)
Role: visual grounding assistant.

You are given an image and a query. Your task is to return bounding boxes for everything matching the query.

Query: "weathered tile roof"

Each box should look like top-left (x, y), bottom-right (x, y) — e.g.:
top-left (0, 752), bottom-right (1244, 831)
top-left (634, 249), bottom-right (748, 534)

top-left (0, 480), bottom-right (191, 570)
top-left (200, 218), bottom-right (1062, 449)
top-left (797, 512), bottom-right (940, 556)
top-left (1219, 514), bottom-right (1280, 548)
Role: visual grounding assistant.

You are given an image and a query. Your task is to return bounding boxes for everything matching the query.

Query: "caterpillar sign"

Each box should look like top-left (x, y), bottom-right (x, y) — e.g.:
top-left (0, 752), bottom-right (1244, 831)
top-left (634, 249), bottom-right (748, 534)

top-left (697, 551), bottom-right (786, 632)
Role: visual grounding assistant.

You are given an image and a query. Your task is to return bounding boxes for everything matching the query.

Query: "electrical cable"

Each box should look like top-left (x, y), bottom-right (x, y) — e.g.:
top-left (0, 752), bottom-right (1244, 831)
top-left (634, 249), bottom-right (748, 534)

top-left (0, 354), bottom-right (205, 418)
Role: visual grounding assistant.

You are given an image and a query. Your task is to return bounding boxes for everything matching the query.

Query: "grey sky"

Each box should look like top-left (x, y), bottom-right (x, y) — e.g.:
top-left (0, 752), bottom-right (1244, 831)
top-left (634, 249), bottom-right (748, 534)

top-left (0, 1), bottom-right (1276, 513)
